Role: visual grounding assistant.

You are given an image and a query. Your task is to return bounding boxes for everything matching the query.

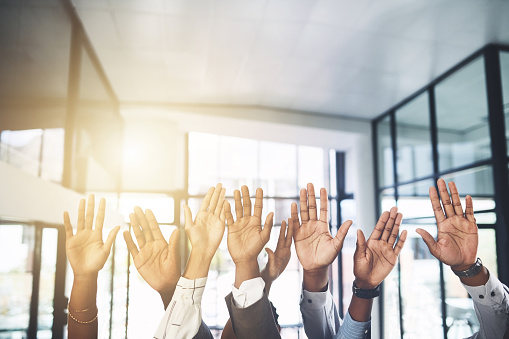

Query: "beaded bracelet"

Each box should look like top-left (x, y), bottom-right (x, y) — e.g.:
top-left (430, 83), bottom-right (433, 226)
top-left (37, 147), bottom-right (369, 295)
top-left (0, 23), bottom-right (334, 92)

top-left (67, 304), bottom-right (98, 324)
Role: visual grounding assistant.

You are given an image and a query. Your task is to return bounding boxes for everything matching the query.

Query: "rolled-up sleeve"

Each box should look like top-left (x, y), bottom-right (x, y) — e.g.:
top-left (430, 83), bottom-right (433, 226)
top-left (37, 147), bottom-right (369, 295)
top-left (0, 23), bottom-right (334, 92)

top-left (154, 277), bottom-right (207, 339)
top-left (300, 286), bottom-right (370, 339)
top-left (463, 273), bottom-right (509, 339)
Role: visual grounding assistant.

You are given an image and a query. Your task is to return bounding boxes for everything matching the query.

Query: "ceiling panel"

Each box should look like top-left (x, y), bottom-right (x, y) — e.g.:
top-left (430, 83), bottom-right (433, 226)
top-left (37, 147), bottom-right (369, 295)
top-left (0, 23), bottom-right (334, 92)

top-left (70, 0), bottom-right (509, 119)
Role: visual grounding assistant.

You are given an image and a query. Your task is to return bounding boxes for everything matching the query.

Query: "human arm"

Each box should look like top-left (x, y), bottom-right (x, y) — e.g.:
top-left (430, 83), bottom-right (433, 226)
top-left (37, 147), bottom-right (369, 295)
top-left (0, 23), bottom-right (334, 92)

top-left (154, 183), bottom-right (225, 339)
top-left (123, 207), bottom-right (180, 309)
top-left (417, 179), bottom-right (509, 338)
top-left (64, 195), bottom-right (120, 339)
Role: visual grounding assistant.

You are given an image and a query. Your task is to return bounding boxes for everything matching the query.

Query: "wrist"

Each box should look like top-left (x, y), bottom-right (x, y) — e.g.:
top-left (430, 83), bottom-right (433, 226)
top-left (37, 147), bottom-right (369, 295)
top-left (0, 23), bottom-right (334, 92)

top-left (353, 279), bottom-right (379, 290)
top-left (73, 273), bottom-right (98, 283)
top-left (303, 267), bottom-right (329, 292)
top-left (183, 251), bottom-right (212, 280)
top-left (234, 259), bottom-right (260, 288)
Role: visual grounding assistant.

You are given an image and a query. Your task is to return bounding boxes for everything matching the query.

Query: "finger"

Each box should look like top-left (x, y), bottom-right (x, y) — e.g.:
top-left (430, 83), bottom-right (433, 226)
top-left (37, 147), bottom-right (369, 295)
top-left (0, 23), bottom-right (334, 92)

top-left (415, 228), bottom-right (439, 258)
top-left (285, 218), bottom-right (294, 247)
top-left (145, 209), bottom-right (164, 241)
top-left (234, 189), bottom-right (243, 219)
top-left (307, 183), bottom-right (317, 220)
top-left (85, 194), bottom-right (95, 230)
top-left (254, 187), bottom-right (264, 218)
top-left (394, 230), bottom-right (407, 256)
top-left (134, 206), bottom-right (154, 242)
top-left (63, 211), bottom-right (74, 240)
top-left (241, 185), bottom-right (252, 217)
top-left (183, 204), bottom-right (193, 229)
top-left (219, 201), bottom-right (226, 222)
top-left (448, 181), bottom-right (464, 216)
top-left (465, 195), bottom-right (475, 222)
top-left (265, 247), bottom-right (275, 265)
top-left (261, 212), bottom-right (274, 243)
top-left (429, 185), bottom-right (446, 223)
top-left (370, 211), bottom-right (389, 241)
top-left (95, 198), bottom-right (106, 233)
top-left (437, 178), bottom-right (454, 218)
top-left (277, 220), bottom-right (287, 249)
top-left (200, 186), bottom-right (215, 213)
top-left (209, 183), bottom-right (223, 213)
top-left (224, 201), bottom-right (234, 226)
top-left (388, 213), bottom-right (403, 247)
top-left (299, 188), bottom-right (309, 223)
top-left (291, 202), bottom-right (300, 228)
top-left (104, 226), bottom-right (120, 254)
top-left (129, 213), bottom-right (146, 248)
top-left (123, 231), bottom-right (139, 258)
top-left (355, 229), bottom-right (367, 258)
top-left (168, 228), bottom-right (180, 254)
top-left (333, 219), bottom-right (353, 251)
top-left (77, 199), bottom-right (86, 231)
top-left (214, 187), bottom-right (226, 216)
top-left (381, 207), bottom-right (398, 242)
top-left (319, 188), bottom-right (328, 222)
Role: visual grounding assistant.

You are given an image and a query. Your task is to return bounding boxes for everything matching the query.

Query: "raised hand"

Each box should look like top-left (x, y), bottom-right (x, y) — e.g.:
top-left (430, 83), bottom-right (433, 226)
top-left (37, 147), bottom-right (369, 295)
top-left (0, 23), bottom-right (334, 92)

top-left (184, 183), bottom-right (226, 259)
top-left (416, 179), bottom-right (478, 270)
top-left (225, 186), bottom-right (274, 264)
top-left (354, 207), bottom-right (407, 289)
top-left (64, 195), bottom-right (120, 278)
top-left (261, 218), bottom-right (293, 286)
top-left (123, 207), bottom-right (181, 308)
top-left (292, 184), bottom-right (352, 275)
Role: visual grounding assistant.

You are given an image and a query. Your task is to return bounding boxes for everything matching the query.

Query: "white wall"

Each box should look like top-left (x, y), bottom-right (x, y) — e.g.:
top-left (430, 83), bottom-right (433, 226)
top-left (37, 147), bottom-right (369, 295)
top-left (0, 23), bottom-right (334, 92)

top-left (0, 161), bottom-right (124, 227)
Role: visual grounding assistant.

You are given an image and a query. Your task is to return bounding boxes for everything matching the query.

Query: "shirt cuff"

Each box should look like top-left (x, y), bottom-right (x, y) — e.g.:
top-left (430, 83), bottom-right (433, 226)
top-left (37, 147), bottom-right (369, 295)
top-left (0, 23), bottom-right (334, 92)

top-left (300, 285), bottom-right (333, 310)
top-left (463, 271), bottom-right (507, 306)
top-left (231, 277), bottom-right (265, 308)
top-left (340, 311), bottom-right (371, 337)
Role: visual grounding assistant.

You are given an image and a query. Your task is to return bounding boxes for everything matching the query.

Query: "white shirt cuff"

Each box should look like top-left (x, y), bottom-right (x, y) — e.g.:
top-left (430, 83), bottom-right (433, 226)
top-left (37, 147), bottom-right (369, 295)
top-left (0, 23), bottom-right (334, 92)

top-left (300, 285), bottom-right (334, 310)
top-left (463, 271), bottom-right (507, 306)
top-left (231, 277), bottom-right (265, 308)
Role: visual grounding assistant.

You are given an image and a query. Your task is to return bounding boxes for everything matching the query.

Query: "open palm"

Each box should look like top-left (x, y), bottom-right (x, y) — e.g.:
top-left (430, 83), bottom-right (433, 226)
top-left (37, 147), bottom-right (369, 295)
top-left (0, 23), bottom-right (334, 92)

top-left (417, 179), bottom-right (478, 269)
top-left (124, 207), bottom-right (180, 294)
top-left (225, 186), bottom-right (273, 264)
top-left (292, 184), bottom-right (351, 272)
top-left (354, 207), bottom-right (407, 289)
top-left (64, 195), bottom-right (119, 277)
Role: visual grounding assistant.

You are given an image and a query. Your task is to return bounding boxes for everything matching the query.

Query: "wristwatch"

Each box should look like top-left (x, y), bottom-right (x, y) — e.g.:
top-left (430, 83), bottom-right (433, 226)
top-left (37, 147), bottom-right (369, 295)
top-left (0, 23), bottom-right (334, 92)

top-left (352, 282), bottom-right (381, 299)
top-left (452, 258), bottom-right (483, 277)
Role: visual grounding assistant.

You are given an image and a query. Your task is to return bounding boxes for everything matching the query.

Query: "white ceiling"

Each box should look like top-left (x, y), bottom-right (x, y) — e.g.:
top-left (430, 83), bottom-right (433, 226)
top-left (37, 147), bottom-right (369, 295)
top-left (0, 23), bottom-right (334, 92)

top-left (72, 0), bottom-right (509, 120)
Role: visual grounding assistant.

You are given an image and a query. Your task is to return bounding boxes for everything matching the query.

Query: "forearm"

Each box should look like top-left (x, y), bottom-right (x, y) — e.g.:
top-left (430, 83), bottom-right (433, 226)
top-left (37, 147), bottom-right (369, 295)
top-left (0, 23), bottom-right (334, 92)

top-left (234, 259), bottom-right (260, 289)
top-left (260, 269), bottom-right (273, 295)
top-left (184, 250), bottom-right (212, 280)
top-left (347, 295), bottom-right (373, 322)
top-left (159, 284), bottom-right (178, 310)
top-left (303, 267), bottom-right (329, 292)
top-left (68, 273), bottom-right (99, 339)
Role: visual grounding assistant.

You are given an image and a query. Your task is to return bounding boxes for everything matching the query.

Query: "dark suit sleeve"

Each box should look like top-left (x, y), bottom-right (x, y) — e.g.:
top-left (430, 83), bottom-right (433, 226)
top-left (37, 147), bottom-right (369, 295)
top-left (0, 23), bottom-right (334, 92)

top-left (192, 320), bottom-right (214, 339)
top-left (224, 292), bottom-right (281, 339)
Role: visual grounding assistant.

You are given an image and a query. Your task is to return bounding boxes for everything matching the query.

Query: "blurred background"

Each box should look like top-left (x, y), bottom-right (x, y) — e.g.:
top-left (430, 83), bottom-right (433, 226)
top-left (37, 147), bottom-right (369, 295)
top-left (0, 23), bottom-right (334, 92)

top-left (1, 0), bottom-right (509, 338)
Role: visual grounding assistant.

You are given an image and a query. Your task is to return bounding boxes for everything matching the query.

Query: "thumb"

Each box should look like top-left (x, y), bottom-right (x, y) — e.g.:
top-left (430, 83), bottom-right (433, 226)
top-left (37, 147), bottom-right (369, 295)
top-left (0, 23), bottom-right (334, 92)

top-left (168, 228), bottom-right (180, 252)
top-left (261, 212), bottom-right (274, 243)
top-left (332, 220), bottom-right (352, 253)
top-left (416, 228), bottom-right (439, 258)
top-left (104, 226), bottom-right (121, 253)
top-left (354, 229), bottom-right (367, 260)
top-left (183, 204), bottom-right (193, 230)
top-left (265, 247), bottom-right (275, 265)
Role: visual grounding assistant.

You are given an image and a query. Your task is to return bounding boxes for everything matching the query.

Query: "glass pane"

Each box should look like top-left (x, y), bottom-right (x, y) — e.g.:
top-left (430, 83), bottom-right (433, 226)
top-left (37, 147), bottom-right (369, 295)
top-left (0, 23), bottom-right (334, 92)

top-left (444, 227), bottom-right (497, 338)
top-left (219, 136), bottom-right (258, 189)
top-left (38, 228), bottom-right (58, 338)
top-left (111, 234), bottom-right (128, 339)
top-left (339, 224), bottom-right (356, 317)
top-left (259, 141), bottom-right (297, 197)
top-left (380, 188), bottom-right (396, 212)
top-left (188, 132), bottom-right (220, 195)
top-left (0, 225), bottom-right (35, 336)
top-left (436, 57), bottom-right (491, 171)
top-left (500, 51), bottom-right (509, 155)
top-left (384, 265), bottom-right (401, 338)
top-left (329, 149), bottom-right (337, 197)
top-left (400, 224), bottom-right (444, 339)
top-left (377, 115), bottom-right (394, 187)
top-left (0, 129), bottom-right (43, 176)
top-left (396, 93), bottom-right (433, 182)
top-left (442, 166), bottom-right (494, 211)
top-left (118, 193), bottom-right (174, 224)
top-left (397, 180), bottom-right (435, 219)
top-left (298, 145), bottom-right (325, 190)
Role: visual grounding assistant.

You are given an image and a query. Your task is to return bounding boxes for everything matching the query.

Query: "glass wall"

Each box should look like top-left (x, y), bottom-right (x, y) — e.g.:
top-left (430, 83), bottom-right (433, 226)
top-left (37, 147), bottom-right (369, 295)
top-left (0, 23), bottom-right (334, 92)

top-left (374, 46), bottom-right (509, 339)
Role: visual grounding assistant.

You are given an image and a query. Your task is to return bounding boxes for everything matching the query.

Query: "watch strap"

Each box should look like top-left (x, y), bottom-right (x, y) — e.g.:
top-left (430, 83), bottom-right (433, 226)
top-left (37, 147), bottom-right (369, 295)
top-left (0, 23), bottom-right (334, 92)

top-left (352, 282), bottom-right (381, 299)
top-left (452, 258), bottom-right (483, 277)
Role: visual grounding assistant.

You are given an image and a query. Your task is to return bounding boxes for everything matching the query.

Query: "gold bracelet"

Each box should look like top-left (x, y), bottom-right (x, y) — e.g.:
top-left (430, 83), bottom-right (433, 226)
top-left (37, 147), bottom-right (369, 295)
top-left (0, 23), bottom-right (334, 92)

top-left (67, 304), bottom-right (98, 324)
